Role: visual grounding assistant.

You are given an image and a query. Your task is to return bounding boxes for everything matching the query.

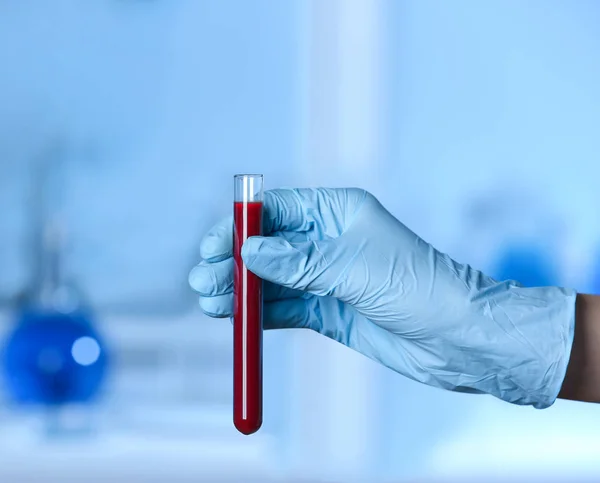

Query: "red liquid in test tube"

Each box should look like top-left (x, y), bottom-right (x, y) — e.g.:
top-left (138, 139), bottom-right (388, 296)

top-left (233, 174), bottom-right (263, 435)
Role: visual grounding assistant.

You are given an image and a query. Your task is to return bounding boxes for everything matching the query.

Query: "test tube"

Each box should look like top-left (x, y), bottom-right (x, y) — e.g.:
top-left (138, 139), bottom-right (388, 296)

top-left (233, 174), bottom-right (264, 435)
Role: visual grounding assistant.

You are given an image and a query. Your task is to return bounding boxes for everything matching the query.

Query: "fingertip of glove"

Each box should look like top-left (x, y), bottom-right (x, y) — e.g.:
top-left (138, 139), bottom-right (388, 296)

top-left (200, 216), bottom-right (233, 261)
top-left (198, 293), bottom-right (233, 318)
top-left (240, 236), bottom-right (265, 260)
top-left (200, 235), bottom-right (228, 262)
top-left (188, 263), bottom-right (205, 293)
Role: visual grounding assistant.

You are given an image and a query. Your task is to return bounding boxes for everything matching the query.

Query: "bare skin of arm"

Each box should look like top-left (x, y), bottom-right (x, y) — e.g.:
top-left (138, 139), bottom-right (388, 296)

top-left (559, 294), bottom-right (600, 403)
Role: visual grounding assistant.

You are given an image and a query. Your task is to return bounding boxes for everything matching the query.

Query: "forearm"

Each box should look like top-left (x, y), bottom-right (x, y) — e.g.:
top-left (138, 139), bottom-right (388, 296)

top-left (559, 294), bottom-right (600, 403)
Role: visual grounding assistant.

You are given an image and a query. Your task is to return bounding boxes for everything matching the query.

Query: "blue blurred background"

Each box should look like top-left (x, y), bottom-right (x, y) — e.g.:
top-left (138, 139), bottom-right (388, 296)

top-left (1, 0), bottom-right (600, 481)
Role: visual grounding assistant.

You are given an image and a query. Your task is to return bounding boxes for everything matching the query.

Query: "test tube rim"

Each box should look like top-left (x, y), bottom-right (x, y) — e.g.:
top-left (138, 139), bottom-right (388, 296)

top-left (234, 174), bottom-right (264, 203)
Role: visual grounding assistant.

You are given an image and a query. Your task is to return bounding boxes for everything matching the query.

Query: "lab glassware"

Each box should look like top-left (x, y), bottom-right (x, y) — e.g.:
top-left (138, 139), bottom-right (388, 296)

top-left (233, 174), bottom-right (264, 434)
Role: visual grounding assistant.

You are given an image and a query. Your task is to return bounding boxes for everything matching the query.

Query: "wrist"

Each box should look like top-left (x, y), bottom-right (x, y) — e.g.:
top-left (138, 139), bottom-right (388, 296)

top-left (559, 294), bottom-right (600, 402)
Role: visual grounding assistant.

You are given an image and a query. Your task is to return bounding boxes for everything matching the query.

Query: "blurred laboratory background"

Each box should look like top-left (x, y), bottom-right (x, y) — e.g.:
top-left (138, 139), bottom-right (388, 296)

top-left (1, 0), bottom-right (600, 481)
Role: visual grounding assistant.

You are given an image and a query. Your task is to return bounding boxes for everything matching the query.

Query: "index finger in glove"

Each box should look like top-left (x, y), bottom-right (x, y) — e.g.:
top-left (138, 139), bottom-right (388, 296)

top-left (263, 188), bottom-right (369, 237)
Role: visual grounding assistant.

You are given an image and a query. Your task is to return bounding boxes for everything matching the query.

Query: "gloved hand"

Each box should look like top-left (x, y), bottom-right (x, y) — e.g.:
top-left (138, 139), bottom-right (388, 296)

top-left (189, 188), bottom-right (576, 408)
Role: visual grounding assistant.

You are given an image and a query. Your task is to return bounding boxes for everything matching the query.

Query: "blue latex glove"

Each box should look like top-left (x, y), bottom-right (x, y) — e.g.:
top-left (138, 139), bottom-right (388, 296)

top-left (189, 188), bottom-right (576, 408)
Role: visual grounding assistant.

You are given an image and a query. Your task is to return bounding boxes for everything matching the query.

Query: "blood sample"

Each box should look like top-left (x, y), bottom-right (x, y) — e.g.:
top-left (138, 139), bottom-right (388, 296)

top-left (233, 174), bottom-right (264, 435)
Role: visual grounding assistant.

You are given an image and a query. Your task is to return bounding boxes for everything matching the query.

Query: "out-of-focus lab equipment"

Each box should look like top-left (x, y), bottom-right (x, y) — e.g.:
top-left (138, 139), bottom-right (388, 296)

top-left (2, 145), bottom-right (108, 435)
top-left (462, 188), bottom-right (563, 288)
top-left (493, 243), bottom-right (558, 287)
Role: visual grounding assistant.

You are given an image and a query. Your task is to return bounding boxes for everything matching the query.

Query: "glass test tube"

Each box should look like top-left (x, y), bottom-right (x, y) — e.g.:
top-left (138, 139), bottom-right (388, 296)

top-left (233, 174), bottom-right (264, 435)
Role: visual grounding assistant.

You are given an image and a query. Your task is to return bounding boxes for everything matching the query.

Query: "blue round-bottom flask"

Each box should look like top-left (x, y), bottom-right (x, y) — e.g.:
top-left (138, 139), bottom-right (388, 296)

top-left (2, 309), bottom-right (108, 405)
